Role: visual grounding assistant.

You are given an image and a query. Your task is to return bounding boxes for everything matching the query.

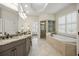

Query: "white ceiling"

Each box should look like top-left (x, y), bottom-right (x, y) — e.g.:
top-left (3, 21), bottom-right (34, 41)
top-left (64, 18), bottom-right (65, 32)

top-left (20, 3), bottom-right (71, 16)
top-left (1, 3), bottom-right (18, 11)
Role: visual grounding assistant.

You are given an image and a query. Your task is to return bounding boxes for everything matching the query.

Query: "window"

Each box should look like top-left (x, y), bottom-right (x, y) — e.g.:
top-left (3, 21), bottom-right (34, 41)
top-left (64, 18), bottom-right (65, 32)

top-left (66, 13), bottom-right (72, 34)
top-left (48, 21), bottom-right (55, 33)
top-left (66, 12), bottom-right (77, 34)
top-left (58, 16), bottom-right (66, 33)
top-left (58, 11), bottom-right (77, 36)
top-left (32, 22), bottom-right (39, 34)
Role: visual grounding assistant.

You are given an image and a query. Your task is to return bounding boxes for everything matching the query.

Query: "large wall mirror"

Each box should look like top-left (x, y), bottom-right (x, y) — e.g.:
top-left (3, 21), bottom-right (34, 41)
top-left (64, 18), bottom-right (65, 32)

top-left (0, 7), bottom-right (3, 37)
top-left (0, 19), bottom-right (3, 36)
top-left (0, 4), bottom-right (18, 38)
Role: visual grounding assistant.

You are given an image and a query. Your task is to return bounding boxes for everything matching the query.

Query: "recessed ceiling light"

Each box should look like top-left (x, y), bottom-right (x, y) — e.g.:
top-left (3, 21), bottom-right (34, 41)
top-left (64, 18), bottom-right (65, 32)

top-left (25, 4), bottom-right (28, 7)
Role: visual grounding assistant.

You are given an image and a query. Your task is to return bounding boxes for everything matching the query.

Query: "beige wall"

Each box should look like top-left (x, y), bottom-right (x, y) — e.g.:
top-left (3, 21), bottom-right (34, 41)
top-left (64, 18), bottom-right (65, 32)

top-left (39, 14), bottom-right (55, 21)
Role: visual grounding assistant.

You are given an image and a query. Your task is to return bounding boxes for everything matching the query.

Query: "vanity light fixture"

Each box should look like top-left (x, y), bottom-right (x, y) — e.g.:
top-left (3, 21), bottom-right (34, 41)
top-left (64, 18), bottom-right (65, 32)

top-left (25, 4), bottom-right (28, 8)
top-left (23, 13), bottom-right (27, 18)
top-left (20, 5), bottom-right (23, 12)
top-left (19, 12), bottom-right (27, 19)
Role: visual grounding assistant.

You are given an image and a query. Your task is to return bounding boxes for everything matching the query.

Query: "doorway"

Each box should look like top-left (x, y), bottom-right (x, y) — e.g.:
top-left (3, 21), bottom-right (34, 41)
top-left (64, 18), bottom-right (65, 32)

top-left (32, 21), bottom-right (39, 37)
top-left (40, 21), bottom-right (46, 39)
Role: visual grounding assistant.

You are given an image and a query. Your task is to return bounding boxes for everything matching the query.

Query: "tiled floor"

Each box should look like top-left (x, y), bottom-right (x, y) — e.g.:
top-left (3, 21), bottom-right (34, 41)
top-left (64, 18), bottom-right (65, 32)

top-left (29, 36), bottom-right (62, 56)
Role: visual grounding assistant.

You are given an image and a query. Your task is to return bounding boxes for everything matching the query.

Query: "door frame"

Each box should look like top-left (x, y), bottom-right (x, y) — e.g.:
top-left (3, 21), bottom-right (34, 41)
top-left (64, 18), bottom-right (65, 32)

top-left (40, 21), bottom-right (46, 39)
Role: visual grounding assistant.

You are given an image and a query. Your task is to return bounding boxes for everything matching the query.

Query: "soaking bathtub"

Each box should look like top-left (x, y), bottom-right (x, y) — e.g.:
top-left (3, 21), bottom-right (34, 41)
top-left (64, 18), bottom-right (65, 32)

top-left (46, 34), bottom-right (77, 56)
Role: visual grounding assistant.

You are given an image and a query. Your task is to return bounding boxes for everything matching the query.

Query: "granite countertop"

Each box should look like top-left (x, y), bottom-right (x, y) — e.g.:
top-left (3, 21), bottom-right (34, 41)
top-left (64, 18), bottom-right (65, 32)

top-left (0, 34), bottom-right (31, 46)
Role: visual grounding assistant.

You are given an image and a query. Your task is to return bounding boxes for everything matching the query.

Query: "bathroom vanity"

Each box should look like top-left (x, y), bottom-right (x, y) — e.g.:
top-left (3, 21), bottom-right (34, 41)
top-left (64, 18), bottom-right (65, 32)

top-left (0, 34), bottom-right (32, 56)
top-left (46, 34), bottom-right (77, 56)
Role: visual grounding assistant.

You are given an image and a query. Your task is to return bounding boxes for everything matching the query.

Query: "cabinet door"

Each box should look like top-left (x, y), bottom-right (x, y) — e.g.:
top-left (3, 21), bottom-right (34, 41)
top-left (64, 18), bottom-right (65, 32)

top-left (16, 43), bottom-right (26, 56)
top-left (26, 39), bottom-right (29, 55)
top-left (0, 48), bottom-right (16, 56)
top-left (0, 50), bottom-right (11, 56)
top-left (11, 48), bottom-right (17, 56)
top-left (26, 38), bottom-right (31, 55)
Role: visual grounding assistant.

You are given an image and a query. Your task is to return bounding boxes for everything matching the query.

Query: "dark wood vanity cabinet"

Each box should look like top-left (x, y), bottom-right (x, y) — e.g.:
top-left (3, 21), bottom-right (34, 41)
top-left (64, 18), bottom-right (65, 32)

top-left (26, 37), bottom-right (32, 55)
top-left (0, 48), bottom-right (16, 56)
top-left (16, 43), bottom-right (26, 56)
top-left (0, 36), bottom-right (32, 56)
